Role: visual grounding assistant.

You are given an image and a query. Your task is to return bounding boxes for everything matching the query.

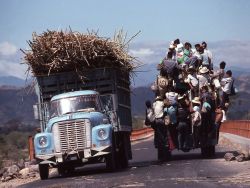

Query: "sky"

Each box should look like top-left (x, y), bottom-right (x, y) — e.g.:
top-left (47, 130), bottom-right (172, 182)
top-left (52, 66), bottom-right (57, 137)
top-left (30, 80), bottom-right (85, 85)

top-left (0, 0), bottom-right (250, 81)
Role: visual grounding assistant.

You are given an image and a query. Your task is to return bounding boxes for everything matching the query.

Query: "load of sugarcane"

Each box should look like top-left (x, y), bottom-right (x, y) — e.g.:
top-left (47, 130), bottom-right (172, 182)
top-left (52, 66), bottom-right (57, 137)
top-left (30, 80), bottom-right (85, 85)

top-left (22, 29), bottom-right (140, 76)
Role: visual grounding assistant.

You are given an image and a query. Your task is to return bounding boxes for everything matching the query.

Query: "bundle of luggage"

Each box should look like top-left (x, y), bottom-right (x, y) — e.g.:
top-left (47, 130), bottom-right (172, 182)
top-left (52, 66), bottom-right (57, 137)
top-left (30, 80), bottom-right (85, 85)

top-left (146, 39), bottom-right (236, 156)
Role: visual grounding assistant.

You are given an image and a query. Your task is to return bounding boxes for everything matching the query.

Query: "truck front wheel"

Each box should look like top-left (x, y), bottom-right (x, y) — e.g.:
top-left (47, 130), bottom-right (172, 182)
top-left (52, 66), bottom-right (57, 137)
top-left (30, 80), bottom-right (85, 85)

top-left (58, 165), bottom-right (74, 176)
top-left (39, 164), bottom-right (49, 180)
top-left (105, 147), bottom-right (116, 172)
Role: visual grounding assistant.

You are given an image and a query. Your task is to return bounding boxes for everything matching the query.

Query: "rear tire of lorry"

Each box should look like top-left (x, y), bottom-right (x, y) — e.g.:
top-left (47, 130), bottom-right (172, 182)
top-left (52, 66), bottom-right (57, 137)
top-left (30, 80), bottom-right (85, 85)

top-left (201, 146), bottom-right (215, 158)
top-left (39, 164), bottom-right (49, 180)
top-left (119, 134), bottom-right (129, 169)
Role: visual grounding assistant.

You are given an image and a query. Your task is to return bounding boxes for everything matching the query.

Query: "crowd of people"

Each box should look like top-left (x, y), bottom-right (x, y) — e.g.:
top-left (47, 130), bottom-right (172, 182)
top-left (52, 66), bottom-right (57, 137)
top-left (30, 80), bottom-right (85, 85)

top-left (145, 39), bottom-right (236, 161)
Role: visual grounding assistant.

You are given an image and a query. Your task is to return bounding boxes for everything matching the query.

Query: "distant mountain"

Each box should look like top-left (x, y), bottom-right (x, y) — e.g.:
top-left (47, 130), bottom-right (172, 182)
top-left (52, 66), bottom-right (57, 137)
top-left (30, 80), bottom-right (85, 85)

top-left (0, 76), bottom-right (26, 87)
top-left (0, 86), bottom-right (37, 126)
top-left (131, 86), bottom-right (154, 117)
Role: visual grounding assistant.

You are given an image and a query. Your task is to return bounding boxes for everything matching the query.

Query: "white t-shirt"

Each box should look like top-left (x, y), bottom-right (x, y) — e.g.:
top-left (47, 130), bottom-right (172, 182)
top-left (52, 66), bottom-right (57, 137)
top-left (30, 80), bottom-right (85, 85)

top-left (221, 77), bottom-right (233, 94)
top-left (185, 74), bottom-right (199, 87)
top-left (192, 49), bottom-right (202, 60)
top-left (204, 49), bottom-right (212, 60)
top-left (197, 74), bottom-right (209, 89)
top-left (165, 92), bottom-right (178, 105)
top-left (153, 100), bottom-right (164, 119)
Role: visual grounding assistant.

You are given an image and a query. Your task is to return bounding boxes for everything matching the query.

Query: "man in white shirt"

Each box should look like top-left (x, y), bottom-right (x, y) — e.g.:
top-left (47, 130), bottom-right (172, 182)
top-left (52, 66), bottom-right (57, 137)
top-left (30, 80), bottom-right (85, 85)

top-left (202, 41), bottom-right (213, 70)
top-left (153, 96), bottom-right (164, 119)
top-left (152, 96), bottom-right (170, 161)
top-left (192, 44), bottom-right (202, 60)
top-left (220, 70), bottom-right (233, 107)
top-left (210, 61), bottom-right (226, 81)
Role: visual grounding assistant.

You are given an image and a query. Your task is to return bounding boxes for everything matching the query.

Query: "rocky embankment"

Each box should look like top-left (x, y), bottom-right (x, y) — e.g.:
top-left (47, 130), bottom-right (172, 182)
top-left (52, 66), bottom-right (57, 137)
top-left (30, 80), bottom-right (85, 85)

top-left (0, 160), bottom-right (40, 187)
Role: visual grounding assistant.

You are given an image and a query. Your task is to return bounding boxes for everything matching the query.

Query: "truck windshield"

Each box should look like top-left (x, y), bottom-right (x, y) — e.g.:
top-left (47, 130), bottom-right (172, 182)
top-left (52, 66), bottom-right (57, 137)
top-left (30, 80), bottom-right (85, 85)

top-left (50, 95), bottom-right (101, 117)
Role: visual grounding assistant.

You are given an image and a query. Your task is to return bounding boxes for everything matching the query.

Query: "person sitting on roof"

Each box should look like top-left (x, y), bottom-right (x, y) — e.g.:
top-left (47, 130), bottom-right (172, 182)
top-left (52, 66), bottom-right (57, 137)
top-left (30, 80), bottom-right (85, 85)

top-left (210, 61), bottom-right (226, 81)
top-left (192, 44), bottom-right (202, 60)
top-left (199, 46), bottom-right (211, 70)
top-left (159, 51), bottom-right (180, 81)
top-left (201, 41), bottom-right (213, 63)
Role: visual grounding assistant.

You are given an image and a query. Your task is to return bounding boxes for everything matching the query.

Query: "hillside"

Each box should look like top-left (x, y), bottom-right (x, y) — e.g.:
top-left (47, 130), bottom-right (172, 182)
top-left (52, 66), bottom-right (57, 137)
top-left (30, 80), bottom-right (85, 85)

top-left (0, 76), bottom-right (26, 87)
top-left (0, 86), bottom-right (37, 126)
top-left (131, 86), bottom-right (154, 117)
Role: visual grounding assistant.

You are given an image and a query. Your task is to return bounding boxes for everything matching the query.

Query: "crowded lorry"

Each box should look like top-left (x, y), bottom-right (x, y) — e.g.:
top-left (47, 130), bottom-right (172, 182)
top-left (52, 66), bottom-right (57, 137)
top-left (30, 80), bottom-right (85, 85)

top-left (23, 30), bottom-right (137, 180)
top-left (146, 39), bottom-right (236, 161)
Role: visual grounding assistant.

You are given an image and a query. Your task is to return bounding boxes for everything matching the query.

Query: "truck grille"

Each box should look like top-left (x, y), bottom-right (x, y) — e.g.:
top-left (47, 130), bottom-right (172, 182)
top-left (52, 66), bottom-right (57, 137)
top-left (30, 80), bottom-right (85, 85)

top-left (52, 119), bottom-right (91, 153)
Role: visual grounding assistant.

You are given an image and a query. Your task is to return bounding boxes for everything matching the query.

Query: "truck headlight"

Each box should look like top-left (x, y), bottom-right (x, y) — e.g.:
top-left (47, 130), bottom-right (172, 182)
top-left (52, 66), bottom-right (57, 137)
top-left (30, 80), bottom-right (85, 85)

top-left (39, 136), bottom-right (47, 147)
top-left (97, 129), bottom-right (108, 140)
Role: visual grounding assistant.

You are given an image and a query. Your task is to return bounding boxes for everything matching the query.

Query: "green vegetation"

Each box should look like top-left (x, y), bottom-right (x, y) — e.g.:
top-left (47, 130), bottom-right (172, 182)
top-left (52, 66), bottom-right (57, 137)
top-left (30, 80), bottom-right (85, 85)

top-left (0, 132), bottom-right (31, 168)
top-left (0, 120), bottom-right (37, 169)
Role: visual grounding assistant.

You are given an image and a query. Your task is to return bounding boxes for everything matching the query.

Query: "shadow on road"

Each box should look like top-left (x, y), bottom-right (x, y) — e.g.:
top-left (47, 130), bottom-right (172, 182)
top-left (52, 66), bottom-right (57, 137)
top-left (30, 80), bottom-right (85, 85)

top-left (129, 149), bottom-right (236, 169)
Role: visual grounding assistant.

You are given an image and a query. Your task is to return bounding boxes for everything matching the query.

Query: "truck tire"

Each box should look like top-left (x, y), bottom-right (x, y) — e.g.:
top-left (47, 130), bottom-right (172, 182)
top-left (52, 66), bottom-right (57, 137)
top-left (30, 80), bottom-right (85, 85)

top-left (119, 134), bottom-right (129, 169)
top-left (39, 164), bottom-right (49, 180)
top-left (106, 132), bottom-right (119, 171)
top-left (201, 146), bottom-right (215, 158)
top-left (105, 147), bottom-right (116, 172)
top-left (58, 165), bottom-right (74, 176)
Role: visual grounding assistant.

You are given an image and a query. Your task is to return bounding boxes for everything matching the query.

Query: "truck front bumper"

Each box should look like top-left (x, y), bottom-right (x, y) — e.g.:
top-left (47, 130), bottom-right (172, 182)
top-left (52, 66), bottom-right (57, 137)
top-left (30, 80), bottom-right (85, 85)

top-left (35, 145), bottom-right (112, 163)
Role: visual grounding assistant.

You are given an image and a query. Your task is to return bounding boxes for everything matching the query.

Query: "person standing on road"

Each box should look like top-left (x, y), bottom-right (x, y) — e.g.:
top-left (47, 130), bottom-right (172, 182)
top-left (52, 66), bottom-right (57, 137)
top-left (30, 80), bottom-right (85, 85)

top-left (145, 100), bottom-right (157, 146)
top-left (152, 96), bottom-right (170, 161)
top-left (177, 95), bottom-right (191, 151)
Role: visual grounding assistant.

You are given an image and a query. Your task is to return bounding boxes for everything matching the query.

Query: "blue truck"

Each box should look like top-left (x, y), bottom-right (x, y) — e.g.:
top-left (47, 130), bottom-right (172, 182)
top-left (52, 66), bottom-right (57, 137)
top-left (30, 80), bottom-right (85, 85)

top-left (33, 68), bottom-right (132, 179)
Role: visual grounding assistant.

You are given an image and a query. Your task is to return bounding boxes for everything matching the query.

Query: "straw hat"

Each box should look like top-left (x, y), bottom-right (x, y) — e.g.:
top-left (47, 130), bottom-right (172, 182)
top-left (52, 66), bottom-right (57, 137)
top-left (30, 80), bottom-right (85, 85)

top-left (199, 66), bottom-right (209, 74)
top-left (192, 97), bottom-right (201, 105)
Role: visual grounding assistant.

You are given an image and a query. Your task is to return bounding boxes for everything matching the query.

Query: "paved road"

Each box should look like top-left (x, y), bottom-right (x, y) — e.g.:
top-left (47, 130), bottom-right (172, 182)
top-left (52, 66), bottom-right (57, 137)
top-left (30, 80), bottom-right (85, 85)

top-left (20, 137), bottom-right (250, 188)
